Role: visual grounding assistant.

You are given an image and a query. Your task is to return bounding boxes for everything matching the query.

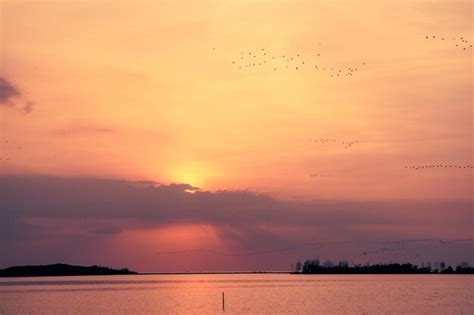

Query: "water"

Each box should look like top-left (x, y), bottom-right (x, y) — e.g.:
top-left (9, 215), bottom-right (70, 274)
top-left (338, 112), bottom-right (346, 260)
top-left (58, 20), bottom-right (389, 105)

top-left (0, 274), bottom-right (472, 314)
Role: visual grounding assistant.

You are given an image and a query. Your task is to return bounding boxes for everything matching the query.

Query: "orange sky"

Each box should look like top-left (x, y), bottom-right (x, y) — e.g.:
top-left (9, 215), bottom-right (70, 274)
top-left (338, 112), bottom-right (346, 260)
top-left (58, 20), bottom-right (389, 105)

top-left (1, 0), bottom-right (472, 201)
top-left (0, 0), bottom-right (472, 270)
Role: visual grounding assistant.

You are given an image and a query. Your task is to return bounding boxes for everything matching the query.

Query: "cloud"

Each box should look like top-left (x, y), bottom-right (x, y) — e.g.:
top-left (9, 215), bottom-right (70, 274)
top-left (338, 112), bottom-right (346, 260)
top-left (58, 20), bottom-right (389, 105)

top-left (23, 101), bottom-right (34, 114)
top-left (0, 176), bottom-right (391, 228)
top-left (0, 77), bottom-right (20, 105)
top-left (0, 77), bottom-right (34, 114)
top-left (51, 125), bottom-right (116, 136)
top-left (0, 175), bottom-right (472, 269)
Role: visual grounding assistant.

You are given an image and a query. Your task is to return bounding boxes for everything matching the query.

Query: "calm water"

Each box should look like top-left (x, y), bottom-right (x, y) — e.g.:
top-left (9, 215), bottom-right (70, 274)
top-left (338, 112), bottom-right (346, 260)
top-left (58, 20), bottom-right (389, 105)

top-left (0, 274), bottom-right (472, 314)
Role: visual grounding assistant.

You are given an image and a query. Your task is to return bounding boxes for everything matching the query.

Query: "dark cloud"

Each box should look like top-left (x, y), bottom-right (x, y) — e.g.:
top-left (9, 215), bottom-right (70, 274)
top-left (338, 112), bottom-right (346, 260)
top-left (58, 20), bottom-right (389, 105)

top-left (0, 175), bottom-right (472, 269)
top-left (93, 226), bottom-right (122, 235)
top-left (1, 175), bottom-right (471, 237)
top-left (0, 176), bottom-right (393, 228)
top-left (0, 77), bottom-right (34, 114)
top-left (0, 77), bottom-right (20, 105)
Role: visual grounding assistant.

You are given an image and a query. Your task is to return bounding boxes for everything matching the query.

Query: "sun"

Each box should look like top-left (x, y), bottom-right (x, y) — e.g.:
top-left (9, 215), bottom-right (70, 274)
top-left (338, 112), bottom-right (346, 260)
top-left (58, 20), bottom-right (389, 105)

top-left (169, 162), bottom-right (210, 188)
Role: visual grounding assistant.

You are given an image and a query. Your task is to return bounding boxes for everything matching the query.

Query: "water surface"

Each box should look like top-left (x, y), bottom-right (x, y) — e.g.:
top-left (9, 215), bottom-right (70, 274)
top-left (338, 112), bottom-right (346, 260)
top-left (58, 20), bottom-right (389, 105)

top-left (0, 274), bottom-right (472, 314)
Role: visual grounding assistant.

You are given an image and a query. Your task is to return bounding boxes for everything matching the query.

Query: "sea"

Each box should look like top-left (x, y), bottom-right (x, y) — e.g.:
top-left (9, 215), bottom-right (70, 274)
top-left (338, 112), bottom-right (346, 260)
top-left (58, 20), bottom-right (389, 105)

top-left (0, 274), bottom-right (472, 314)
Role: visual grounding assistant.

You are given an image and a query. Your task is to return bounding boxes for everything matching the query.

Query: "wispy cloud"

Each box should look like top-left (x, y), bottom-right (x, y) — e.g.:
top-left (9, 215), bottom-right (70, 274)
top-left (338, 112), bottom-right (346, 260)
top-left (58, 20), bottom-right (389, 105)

top-left (0, 77), bottom-right (34, 114)
top-left (51, 124), bottom-right (116, 136)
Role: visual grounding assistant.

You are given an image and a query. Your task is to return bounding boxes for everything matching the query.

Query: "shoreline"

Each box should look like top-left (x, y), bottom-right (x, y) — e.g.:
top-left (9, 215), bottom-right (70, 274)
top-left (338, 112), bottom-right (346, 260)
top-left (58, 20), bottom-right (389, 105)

top-left (2, 272), bottom-right (473, 278)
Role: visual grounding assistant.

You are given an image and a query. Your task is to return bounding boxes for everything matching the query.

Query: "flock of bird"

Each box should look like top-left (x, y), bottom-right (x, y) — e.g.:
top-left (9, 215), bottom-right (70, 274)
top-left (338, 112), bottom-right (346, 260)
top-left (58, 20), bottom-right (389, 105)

top-left (425, 35), bottom-right (472, 52)
top-left (358, 238), bottom-right (472, 259)
top-left (314, 138), bottom-right (360, 149)
top-left (155, 238), bottom-right (473, 261)
top-left (405, 164), bottom-right (473, 171)
top-left (227, 48), bottom-right (367, 79)
top-left (216, 40), bottom-right (471, 180)
top-left (0, 140), bottom-right (22, 162)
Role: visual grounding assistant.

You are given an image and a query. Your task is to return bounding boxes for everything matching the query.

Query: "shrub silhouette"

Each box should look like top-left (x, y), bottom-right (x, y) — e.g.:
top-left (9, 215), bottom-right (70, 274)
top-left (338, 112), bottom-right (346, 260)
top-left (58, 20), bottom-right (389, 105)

top-left (294, 259), bottom-right (473, 274)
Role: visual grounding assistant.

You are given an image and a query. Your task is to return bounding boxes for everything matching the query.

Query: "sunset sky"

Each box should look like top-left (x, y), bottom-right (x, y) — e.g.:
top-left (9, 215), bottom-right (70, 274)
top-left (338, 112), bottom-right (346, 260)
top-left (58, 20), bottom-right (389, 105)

top-left (0, 0), bottom-right (472, 272)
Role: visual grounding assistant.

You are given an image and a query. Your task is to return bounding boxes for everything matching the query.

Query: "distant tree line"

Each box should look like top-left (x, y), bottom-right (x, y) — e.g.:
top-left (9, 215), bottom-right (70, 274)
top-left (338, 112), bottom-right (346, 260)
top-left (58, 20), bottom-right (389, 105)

top-left (0, 263), bottom-right (137, 277)
top-left (293, 259), bottom-right (474, 274)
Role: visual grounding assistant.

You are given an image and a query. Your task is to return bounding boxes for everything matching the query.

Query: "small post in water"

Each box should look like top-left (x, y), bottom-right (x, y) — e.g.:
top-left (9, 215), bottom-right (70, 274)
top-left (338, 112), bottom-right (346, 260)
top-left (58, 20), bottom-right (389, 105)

top-left (222, 291), bottom-right (225, 311)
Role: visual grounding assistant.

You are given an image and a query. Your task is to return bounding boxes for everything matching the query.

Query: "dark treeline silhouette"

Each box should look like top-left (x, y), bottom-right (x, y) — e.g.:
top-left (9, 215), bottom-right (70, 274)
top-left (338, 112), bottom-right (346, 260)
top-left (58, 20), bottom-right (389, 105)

top-left (294, 259), bottom-right (474, 274)
top-left (0, 263), bottom-right (136, 277)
